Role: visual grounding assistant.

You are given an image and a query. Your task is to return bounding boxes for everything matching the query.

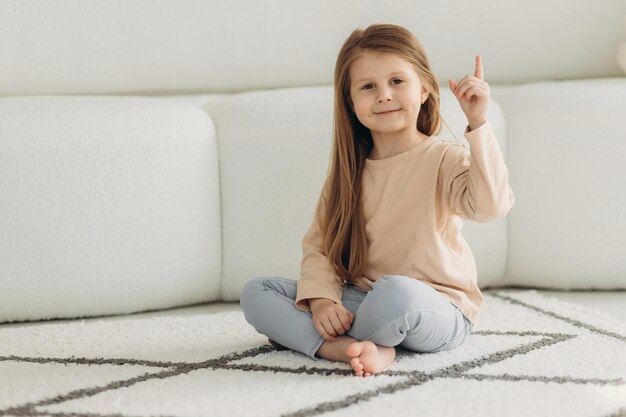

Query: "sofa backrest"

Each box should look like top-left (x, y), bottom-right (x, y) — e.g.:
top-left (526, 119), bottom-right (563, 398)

top-left (492, 78), bottom-right (626, 290)
top-left (0, 96), bottom-right (222, 323)
top-left (1, 1), bottom-right (624, 95)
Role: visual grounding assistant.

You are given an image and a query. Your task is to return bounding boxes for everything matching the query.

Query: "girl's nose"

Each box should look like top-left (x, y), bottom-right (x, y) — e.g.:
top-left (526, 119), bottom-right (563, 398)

top-left (376, 89), bottom-right (393, 103)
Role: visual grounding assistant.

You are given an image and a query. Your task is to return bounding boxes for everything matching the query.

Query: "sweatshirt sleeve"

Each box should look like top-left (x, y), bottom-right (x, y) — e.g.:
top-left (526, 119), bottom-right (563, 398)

top-left (438, 120), bottom-right (515, 222)
top-left (295, 184), bottom-right (344, 312)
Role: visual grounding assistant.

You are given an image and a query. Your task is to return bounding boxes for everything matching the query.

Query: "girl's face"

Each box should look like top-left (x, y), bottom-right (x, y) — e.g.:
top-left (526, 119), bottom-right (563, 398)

top-left (348, 51), bottom-right (428, 139)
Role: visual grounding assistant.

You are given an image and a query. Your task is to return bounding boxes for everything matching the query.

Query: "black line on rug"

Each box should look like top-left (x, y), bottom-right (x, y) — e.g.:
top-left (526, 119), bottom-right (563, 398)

top-left (459, 373), bottom-right (625, 386)
top-left (0, 366), bottom-right (181, 417)
top-left (490, 292), bottom-right (626, 343)
top-left (0, 355), bottom-right (184, 368)
top-left (283, 291), bottom-right (626, 417)
top-left (5, 410), bottom-right (145, 417)
top-left (488, 293), bottom-right (626, 417)
top-left (0, 331), bottom-right (588, 417)
top-left (220, 362), bottom-right (355, 376)
top-left (0, 346), bottom-right (273, 416)
top-left (2, 293), bottom-right (623, 417)
top-left (280, 332), bottom-right (577, 417)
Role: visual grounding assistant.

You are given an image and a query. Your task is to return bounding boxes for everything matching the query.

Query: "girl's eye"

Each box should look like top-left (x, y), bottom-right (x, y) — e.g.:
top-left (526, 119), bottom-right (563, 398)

top-left (361, 79), bottom-right (403, 90)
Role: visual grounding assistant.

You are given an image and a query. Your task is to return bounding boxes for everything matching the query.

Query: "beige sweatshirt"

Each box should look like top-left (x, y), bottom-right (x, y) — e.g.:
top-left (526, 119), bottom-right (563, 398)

top-left (294, 120), bottom-right (515, 325)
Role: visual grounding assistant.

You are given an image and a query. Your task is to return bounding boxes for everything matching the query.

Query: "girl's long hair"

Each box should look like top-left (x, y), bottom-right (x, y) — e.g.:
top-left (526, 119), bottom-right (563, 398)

top-left (319, 23), bottom-right (452, 286)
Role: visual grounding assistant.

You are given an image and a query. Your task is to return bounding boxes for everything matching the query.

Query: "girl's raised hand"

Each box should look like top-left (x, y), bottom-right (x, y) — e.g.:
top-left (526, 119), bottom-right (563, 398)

top-left (448, 54), bottom-right (489, 129)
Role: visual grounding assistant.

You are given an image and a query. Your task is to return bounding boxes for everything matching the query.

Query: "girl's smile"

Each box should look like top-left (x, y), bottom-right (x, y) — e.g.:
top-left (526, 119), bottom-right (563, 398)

top-left (374, 108), bottom-right (401, 115)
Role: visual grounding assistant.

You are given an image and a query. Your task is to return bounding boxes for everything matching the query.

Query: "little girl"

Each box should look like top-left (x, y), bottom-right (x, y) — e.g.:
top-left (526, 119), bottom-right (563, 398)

top-left (240, 23), bottom-right (514, 377)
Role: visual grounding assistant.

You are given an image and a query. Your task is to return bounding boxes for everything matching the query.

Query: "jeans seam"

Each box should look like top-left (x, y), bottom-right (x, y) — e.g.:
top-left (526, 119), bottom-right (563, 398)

top-left (308, 334), bottom-right (325, 359)
top-left (260, 278), bottom-right (299, 300)
top-left (432, 327), bottom-right (467, 352)
top-left (260, 280), bottom-right (324, 359)
top-left (363, 309), bottom-right (441, 341)
top-left (261, 277), bottom-right (295, 289)
top-left (431, 315), bottom-right (470, 352)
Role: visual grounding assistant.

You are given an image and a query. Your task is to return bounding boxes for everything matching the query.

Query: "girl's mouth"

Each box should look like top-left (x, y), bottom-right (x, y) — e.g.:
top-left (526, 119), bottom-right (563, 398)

top-left (375, 109), bottom-right (400, 115)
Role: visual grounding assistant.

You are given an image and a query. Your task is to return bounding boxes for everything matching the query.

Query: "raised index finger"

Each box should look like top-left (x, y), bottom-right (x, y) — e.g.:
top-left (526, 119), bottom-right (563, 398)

top-left (475, 54), bottom-right (483, 80)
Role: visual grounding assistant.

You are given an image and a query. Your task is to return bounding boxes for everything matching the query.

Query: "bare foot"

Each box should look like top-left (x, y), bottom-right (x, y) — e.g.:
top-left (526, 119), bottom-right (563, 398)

top-left (346, 341), bottom-right (395, 377)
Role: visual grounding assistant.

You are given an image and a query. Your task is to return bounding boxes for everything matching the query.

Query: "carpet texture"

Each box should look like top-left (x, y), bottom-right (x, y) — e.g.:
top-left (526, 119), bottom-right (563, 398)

top-left (1, 290), bottom-right (625, 417)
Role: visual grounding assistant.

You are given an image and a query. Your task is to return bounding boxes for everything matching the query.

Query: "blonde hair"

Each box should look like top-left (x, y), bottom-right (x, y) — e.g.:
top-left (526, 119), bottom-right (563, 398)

top-left (318, 23), bottom-right (456, 286)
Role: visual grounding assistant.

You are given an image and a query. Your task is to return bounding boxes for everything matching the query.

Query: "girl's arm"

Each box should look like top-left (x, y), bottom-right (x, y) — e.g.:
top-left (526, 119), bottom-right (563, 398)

top-left (438, 120), bottom-right (515, 222)
top-left (295, 184), bottom-right (345, 312)
top-left (441, 55), bottom-right (515, 222)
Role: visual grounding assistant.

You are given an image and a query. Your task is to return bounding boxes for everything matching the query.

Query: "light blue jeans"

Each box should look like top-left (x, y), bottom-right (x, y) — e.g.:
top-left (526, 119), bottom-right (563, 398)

top-left (240, 274), bottom-right (473, 360)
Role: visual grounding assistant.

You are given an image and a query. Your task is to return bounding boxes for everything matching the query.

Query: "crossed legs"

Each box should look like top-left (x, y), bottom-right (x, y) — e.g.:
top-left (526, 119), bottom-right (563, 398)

top-left (241, 275), bottom-right (469, 377)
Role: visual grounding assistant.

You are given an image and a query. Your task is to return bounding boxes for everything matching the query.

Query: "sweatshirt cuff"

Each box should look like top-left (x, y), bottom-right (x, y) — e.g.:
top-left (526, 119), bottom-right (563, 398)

top-left (295, 281), bottom-right (343, 312)
top-left (464, 119), bottom-right (490, 137)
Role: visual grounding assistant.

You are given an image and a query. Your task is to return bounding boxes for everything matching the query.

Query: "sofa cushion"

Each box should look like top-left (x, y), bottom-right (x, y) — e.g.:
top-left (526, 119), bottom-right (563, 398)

top-left (0, 96), bottom-right (221, 323)
top-left (492, 78), bottom-right (626, 289)
top-left (203, 85), bottom-right (511, 300)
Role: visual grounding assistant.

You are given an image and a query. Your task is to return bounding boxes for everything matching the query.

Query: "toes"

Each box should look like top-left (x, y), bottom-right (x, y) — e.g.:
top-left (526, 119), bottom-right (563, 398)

top-left (351, 361), bottom-right (363, 376)
top-left (351, 357), bottom-right (362, 369)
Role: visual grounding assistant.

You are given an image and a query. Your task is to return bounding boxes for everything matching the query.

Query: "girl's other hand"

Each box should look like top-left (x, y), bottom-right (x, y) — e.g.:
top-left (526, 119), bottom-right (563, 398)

top-left (448, 54), bottom-right (489, 129)
top-left (309, 299), bottom-right (355, 342)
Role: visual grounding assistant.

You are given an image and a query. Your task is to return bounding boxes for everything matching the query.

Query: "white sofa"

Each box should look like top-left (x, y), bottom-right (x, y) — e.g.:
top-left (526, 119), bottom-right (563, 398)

top-left (1, 1), bottom-right (625, 324)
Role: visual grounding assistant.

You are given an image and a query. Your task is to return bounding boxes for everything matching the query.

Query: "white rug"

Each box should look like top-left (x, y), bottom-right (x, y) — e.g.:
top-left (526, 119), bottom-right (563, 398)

top-left (1, 290), bottom-right (625, 417)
